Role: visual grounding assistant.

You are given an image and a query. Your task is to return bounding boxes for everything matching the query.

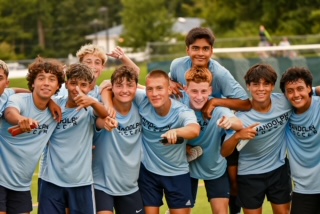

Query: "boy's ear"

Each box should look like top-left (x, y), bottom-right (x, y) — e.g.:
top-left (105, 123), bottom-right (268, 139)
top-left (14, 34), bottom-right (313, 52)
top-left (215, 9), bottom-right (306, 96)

top-left (5, 79), bottom-right (9, 88)
top-left (208, 86), bottom-right (212, 95)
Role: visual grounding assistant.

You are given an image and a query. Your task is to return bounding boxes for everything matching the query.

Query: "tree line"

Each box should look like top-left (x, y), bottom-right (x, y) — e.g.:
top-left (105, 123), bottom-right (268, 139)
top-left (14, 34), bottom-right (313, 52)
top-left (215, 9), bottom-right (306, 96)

top-left (1, 0), bottom-right (320, 60)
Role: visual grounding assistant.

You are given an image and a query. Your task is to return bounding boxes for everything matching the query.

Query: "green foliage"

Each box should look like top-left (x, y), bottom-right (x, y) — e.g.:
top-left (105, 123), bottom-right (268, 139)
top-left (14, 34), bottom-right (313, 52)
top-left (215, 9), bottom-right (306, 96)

top-left (120, 0), bottom-right (174, 50)
top-left (1, 0), bottom-right (320, 59)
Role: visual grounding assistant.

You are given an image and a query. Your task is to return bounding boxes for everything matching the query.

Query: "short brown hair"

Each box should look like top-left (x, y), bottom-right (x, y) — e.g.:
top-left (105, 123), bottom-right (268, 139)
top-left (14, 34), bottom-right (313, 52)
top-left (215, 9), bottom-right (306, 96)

top-left (146, 70), bottom-right (169, 84)
top-left (111, 66), bottom-right (138, 85)
top-left (66, 63), bottom-right (95, 84)
top-left (244, 64), bottom-right (277, 85)
top-left (27, 57), bottom-right (65, 93)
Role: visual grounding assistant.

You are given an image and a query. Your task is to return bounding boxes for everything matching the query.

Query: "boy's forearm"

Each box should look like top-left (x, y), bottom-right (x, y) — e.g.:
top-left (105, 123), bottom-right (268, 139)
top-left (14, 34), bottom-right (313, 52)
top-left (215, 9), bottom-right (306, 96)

top-left (92, 100), bottom-right (109, 118)
top-left (211, 98), bottom-right (251, 111)
top-left (221, 134), bottom-right (240, 157)
top-left (4, 107), bottom-right (22, 125)
top-left (121, 55), bottom-right (140, 75)
top-left (229, 117), bottom-right (243, 131)
top-left (176, 123), bottom-right (200, 140)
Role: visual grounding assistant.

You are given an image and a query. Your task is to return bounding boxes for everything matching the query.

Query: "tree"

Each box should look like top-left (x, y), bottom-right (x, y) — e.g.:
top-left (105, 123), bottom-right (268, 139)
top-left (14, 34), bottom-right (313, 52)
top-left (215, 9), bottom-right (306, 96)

top-left (121, 0), bottom-right (174, 50)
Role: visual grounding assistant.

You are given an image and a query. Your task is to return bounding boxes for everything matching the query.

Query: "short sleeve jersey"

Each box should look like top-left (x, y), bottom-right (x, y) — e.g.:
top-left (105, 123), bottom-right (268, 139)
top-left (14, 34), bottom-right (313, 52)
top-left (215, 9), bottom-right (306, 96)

top-left (170, 56), bottom-right (248, 100)
top-left (134, 90), bottom-right (198, 176)
top-left (224, 93), bottom-right (292, 175)
top-left (40, 96), bottom-right (96, 187)
top-left (0, 93), bottom-right (57, 191)
top-left (0, 88), bottom-right (14, 117)
top-left (182, 93), bottom-right (234, 180)
top-left (93, 103), bottom-right (142, 195)
top-left (286, 96), bottom-right (320, 194)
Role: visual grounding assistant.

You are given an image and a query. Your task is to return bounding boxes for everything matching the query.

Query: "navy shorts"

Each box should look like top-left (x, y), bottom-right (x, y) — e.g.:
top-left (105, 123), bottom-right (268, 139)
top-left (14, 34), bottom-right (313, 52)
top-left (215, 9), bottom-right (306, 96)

top-left (95, 189), bottom-right (145, 214)
top-left (138, 164), bottom-right (193, 209)
top-left (0, 185), bottom-right (32, 213)
top-left (39, 180), bottom-right (95, 214)
top-left (237, 161), bottom-right (292, 209)
top-left (191, 170), bottom-right (230, 203)
top-left (291, 192), bottom-right (320, 214)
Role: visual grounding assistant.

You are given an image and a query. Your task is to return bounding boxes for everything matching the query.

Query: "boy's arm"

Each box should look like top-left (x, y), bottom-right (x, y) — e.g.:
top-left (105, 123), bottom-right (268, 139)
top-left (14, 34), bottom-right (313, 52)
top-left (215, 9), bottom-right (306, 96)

top-left (100, 88), bottom-right (116, 118)
top-left (217, 116), bottom-right (243, 131)
top-left (107, 46), bottom-right (140, 75)
top-left (12, 88), bottom-right (30, 93)
top-left (221, 123), bottom-right (258, 157)
top-left (161, 123), bottom-right (200, 144)
top-left (202, 98), bottom-right (251, 119)
top-left (4, 107), bottom-right (38, 131)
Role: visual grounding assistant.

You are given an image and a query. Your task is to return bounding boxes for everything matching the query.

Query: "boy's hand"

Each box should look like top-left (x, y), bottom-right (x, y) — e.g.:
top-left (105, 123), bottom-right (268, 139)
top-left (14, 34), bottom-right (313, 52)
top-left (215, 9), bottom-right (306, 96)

top-left (104, 116), bottom-right (118, 131)
top-left (202, 99), bottom-right (216, 119)
top-left (17, 117), bottom-right (39, 132)
top-left (217, 116), bottom-right (231, 129)
top-left (74, 86), bottom-right (93, 111)
top-left (235, 123), bottom-right (259, 141)
top-left (169, 79), bottom-right (183, 99)
top-left (106, 46), bottom-right (125, 59)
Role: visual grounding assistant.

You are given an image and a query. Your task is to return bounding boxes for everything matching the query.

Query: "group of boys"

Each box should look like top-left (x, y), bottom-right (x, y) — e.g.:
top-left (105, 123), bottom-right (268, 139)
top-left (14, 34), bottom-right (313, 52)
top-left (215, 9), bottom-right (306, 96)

top-left (0, 26), bottom-right (320, 214)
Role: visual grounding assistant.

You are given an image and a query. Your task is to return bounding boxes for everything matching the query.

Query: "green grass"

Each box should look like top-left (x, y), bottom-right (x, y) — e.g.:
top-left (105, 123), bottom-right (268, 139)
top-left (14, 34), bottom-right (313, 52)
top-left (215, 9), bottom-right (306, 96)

top-left (11, 65), bottom-right (273, 214)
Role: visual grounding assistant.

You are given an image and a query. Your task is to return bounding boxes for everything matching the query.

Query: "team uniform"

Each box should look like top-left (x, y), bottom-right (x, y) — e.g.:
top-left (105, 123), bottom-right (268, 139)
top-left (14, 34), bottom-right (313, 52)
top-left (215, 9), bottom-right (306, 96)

top-left (0, 88), bottom-right (14, 117)
top-left (224, 93), bottom-right (293, 209)
top-left (0, 93), bottom-right (58, 213)
top-left (170, 56), bottom-right (248, 100)
top-left (286, 96), bottom-right (320, 214)
top-left (92, 103), bottom-right (144, 214)
top-left (39, 96), bottom-right (96, 214)
top-left (181, 93), bottom-right (234, 202)
top-left (134, 90), bottom-right (198, 209)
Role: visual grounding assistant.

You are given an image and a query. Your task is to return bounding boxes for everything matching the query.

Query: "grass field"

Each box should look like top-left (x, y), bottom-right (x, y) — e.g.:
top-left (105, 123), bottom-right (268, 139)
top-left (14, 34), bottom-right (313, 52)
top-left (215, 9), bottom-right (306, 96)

top-left (9, 65), bottom-right (273, 214)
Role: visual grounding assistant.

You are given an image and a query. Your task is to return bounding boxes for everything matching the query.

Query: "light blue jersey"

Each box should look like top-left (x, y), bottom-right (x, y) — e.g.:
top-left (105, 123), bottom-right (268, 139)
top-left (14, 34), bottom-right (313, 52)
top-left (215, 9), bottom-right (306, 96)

top-left (181, 93), bottom-right (233, 180)
top-left (0, 93), bottom-right (57, 191)
top-left (286, 96), bottom-right (320, 194)
top-left (225, 93), bottom-right (292, 175)
top-left (134, 90), bottom-right (198, 176)
top-left (0, 88), bottom-right (14, 117)
top-left (93, 103), bottom-right (142, 196)
top-left (57, 84), bottom-right (101, 100)
top-left (170, 56), bottom-right (248, 100)
top-left (40, 97), bottom-right (96, 187)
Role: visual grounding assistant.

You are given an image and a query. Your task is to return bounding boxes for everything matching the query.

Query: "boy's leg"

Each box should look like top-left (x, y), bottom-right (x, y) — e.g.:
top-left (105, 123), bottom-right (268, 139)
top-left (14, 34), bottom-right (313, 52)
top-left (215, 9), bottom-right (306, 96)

top-left (67, 184), bottom-right (95, 214)
top-left (138, 164), bottom-right (164, 214)
top-left (204, 170), bottom-right (230, 214)
top-left (114, 190), bottom-right (145, 214)
top-left (163, 173), bottom-right (193, 214)
top-left (223, 133), bottom-right (241, 214)
top-left (266, 161), bottom-right (292, 214)
top-left (39, 180), bottom-right (66, 214)
top-left (94, 189), bottom-right (114, 214)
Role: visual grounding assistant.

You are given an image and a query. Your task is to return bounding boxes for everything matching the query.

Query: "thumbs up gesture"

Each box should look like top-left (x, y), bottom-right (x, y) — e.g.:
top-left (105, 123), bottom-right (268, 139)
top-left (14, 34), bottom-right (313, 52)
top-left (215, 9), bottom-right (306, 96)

top-left (74, 86), bottom-right (93, 111)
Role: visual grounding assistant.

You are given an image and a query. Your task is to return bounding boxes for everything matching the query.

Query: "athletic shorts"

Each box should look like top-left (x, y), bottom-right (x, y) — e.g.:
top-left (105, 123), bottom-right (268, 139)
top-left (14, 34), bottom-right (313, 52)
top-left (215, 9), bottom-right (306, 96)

top-left (138, 164), bottom-right (193, 209)
top-left (291, 192), bottom-right (320, 214)
top-left (237, 160), bottom-right (292, 209)
top-left (95, 189), bottom-right (145, 214)
top-left (191, 170), bottom-right (230, 203)
top-left (0, 185), bottom-right (32, 213)
top-left (39, 180), bottom-right (95, 214)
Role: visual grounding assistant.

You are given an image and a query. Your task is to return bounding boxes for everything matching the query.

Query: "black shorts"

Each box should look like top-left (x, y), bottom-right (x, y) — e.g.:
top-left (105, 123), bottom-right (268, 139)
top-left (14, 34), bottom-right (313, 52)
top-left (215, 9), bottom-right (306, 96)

top-left (291, 192), bottom-right (320, 214)
top-left (0, 185), bottom-right (32, 213)
top-left (95, 189), bottom-right (145, 214)
top-left (191, 170), bottom-right (230, 203)
top-left (237, 161), bottom-right (292, 209)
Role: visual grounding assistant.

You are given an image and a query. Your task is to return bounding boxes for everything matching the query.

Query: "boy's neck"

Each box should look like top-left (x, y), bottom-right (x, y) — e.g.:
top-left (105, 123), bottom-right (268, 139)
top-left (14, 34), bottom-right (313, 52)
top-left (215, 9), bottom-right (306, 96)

top-left (113, 98), bottom-right (132, 116)
top-left (32, 93), bottom-right (50, 110)
top-left (154, 99), bottom-right (172, 117)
